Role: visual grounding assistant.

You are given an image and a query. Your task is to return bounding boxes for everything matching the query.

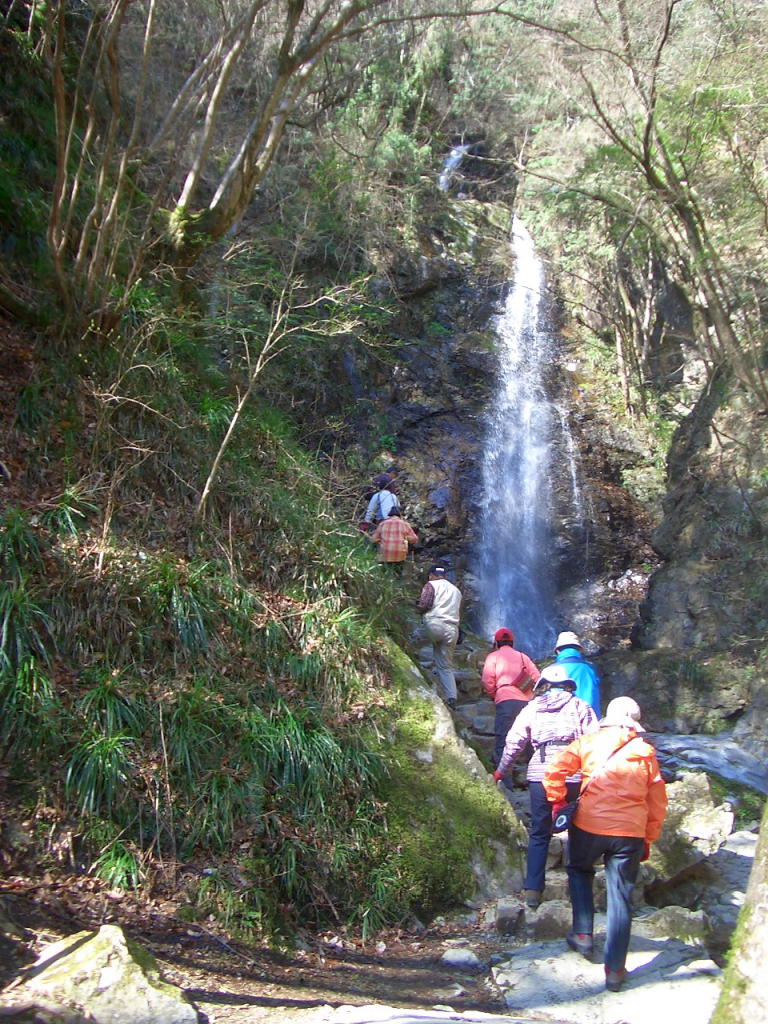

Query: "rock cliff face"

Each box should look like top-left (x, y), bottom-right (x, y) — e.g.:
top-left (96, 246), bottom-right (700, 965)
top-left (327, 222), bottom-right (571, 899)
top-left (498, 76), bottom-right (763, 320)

top-left (320, 170), bottom-right (767, 757)
top-left (621, 369), bottom-right (768, 756)
top-left (361, 198), bottom-right (659, 649)
top-left (634, 376), bottom-right (768, 655)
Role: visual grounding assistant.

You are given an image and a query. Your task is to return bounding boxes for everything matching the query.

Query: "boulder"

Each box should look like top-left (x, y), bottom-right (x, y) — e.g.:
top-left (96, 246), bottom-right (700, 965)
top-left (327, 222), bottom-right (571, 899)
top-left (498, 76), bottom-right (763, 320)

top-left (545, 834), bottom-right (566, 871)
top-left (494, 897), bottom-right (526, 936)
top-left (541, 875), bottom-right (569, 903)
top-left (705, 903), bottom-right (741, 955)
top-left (470, 714), bottom-right (495, 735)
top-left (469, 839), bottom-right (524, 900)
top-left (0, 1000), bottom-right (91, 1023)
top-left (21, 925), bottom-right (198, 1024)
top-left (453, 703), bottom-right (479, 728)
top-left (648, 773), bottom-right (733, 885)
top-left (398, 670), bottom-right (525, 901)
top-left (439, 947), bottom-right (481, 969)
top-left (732, 680), bottom-right (768, 762)
top-left (528, 900), bottom-right (571, 940)
top-left (706, 829), bottom-right (758, 891)
top-left (634, 907), bottom-right (710, 945)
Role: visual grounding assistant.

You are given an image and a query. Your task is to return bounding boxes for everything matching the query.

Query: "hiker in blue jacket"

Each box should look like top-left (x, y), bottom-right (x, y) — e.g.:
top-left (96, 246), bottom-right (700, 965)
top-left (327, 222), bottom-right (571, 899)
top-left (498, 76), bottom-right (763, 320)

top-left (554, 631), bottom-right (601, 717)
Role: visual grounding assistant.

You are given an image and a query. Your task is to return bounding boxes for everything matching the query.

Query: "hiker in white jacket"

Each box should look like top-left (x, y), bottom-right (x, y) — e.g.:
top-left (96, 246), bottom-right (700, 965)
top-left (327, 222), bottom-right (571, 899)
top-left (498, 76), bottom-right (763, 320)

top-left (415, 565), bottom-right (462, 709)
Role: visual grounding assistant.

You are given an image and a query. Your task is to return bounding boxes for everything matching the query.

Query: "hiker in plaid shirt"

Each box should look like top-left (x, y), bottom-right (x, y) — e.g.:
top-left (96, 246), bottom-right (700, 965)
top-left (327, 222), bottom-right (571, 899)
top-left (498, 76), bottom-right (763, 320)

top-left (368, 508), bottom-right (418, 567)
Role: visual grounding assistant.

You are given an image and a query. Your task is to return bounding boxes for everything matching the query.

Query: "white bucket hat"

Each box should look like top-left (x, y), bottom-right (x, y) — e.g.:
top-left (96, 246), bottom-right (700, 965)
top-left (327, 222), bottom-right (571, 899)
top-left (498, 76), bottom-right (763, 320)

top-left (533, 664), bottom-right (577, 694)
top-left (555, 630), bottom-right (581, 650)
top-left (602, 696), bottom-right (645, 731)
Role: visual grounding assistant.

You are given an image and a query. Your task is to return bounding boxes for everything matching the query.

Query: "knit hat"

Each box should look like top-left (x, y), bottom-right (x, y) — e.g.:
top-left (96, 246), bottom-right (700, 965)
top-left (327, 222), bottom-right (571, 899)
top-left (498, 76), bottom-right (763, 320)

top-left (602, 696), bottom-right (645, 731)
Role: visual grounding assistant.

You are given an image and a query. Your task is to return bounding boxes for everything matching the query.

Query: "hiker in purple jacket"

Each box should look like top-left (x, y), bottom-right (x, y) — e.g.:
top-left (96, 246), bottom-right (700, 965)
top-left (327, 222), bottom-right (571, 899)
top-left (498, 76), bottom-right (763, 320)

top-left (493, 663), bottom-right (598, 909)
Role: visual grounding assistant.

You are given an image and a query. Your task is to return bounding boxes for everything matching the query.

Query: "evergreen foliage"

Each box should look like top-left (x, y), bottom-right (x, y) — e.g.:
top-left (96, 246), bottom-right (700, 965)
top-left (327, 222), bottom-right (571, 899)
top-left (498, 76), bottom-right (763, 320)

top-left (0, 231), bottom-right (509, 935)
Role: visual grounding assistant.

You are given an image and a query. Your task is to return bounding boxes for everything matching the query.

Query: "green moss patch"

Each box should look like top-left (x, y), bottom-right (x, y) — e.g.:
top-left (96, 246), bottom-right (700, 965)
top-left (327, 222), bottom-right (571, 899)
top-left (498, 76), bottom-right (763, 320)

top-left (376, 640), bottom-right (522, 918)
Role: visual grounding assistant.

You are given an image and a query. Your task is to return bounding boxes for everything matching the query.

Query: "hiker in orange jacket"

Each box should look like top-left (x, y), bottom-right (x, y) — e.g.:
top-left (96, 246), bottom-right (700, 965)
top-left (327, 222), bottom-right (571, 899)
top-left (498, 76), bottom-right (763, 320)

top-left (481, 628), bottom-right (540, 788)
top-left (543, 696), bottom-right (667, 993)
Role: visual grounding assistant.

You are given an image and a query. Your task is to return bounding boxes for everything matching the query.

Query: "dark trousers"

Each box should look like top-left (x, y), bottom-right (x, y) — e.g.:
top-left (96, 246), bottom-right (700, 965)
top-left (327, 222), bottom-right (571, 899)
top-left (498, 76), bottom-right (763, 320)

top-left (567, 824), bottom-right (644, 971)
top-left (525, 780), bottom-right (580, 893)
top-left (494, 699), bottom-right (529, 790)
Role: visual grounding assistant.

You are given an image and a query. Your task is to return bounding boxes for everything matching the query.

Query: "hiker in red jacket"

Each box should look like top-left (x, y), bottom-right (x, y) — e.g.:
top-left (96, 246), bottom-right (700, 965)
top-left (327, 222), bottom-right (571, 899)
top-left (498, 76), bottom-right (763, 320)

top-left (481, 628), bottom-right (541, 789)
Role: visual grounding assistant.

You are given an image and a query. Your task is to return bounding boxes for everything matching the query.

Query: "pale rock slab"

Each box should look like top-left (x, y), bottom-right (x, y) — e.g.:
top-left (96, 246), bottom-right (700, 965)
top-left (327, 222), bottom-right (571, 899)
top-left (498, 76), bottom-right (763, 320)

top-left (330, 1008), bottom-right (515, 1023)
top-left (650, 772), bottom-right (733, 883)
top-left (21, 924), bottom-right (198, 1024)
top-left (439, 947), bottom-right (481, 969)
top-left (633, 906), bottom-right (710, 945)
top-left (494, 936), bottom-right (721, 1024)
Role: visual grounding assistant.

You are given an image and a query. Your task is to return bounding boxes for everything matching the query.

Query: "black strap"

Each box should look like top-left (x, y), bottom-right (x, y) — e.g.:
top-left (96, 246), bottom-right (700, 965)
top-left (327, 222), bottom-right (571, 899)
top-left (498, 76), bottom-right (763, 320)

top-left (536, 735), bottom-right (579, 761)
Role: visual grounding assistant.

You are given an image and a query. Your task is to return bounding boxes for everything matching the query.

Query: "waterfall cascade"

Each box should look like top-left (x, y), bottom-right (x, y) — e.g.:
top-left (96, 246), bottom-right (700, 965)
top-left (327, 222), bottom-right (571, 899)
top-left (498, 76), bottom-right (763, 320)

top-left (473, 217), bottom-right (580, 658)
top-left (438, 144), bottom-right (470, 192)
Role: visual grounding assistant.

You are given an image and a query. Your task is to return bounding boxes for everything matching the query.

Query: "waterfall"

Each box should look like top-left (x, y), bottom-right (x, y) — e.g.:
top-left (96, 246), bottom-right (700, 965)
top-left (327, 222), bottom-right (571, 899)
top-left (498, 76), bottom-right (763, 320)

top-left (557, 403), bottom-right (582, 515)
top-left (473, 217), bottom-right (562, 658)
top-left (438, 144), bottom-right (470, 192)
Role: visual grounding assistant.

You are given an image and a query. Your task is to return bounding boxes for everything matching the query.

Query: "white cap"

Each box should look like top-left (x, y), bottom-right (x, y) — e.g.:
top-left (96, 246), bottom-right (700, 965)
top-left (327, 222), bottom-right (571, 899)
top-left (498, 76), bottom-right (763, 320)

top-left (555, 631), bottom-right (581, 650)
top-left (602, 696), bottom-right (644, 731)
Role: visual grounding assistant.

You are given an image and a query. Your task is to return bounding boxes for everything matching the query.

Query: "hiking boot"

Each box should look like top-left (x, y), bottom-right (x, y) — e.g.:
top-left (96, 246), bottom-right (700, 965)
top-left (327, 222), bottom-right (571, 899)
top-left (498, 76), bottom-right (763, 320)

top-left (522, 889), bottom-right (542, 909)
top-left (605, 968), bottom-right (626, 992)
top-left (446, 698), bottom-right (456, 710)
top-left (566, 929), bottom-right (594, 957)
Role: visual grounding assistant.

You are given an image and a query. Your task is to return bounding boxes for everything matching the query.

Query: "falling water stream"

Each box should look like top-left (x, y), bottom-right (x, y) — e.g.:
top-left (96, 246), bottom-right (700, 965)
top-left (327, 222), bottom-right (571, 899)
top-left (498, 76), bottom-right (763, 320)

top-left (473, 217), bottom-right (567, 658)
top-left (465, 214), bottom-right (768, 797)
top-left (437, 144), bottom-right (470, 192)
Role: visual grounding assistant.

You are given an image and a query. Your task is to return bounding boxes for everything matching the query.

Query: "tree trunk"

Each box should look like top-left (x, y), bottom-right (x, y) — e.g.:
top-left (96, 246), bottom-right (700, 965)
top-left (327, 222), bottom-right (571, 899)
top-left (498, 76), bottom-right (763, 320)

top-left (709, 800), bottom-right (768, 1023)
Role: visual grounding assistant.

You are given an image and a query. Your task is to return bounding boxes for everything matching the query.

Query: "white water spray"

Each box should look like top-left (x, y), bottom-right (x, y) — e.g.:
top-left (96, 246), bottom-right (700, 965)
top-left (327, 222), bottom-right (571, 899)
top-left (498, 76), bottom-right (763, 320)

top-left (438, 144), bottom-right (470, 192)
top-left (473, 217), bottom-right (560, 657)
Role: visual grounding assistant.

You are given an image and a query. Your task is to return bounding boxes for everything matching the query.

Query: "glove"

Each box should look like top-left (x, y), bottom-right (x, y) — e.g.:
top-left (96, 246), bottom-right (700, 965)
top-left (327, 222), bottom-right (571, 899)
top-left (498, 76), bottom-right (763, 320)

top-left (359, 521), bottom-right (370, 533)
top-left (492, 770), bottom-right (504, 783)
top-left (551, 800), bottom-right (567, 822)
top-left (641, 840), bottom-right (650, 862)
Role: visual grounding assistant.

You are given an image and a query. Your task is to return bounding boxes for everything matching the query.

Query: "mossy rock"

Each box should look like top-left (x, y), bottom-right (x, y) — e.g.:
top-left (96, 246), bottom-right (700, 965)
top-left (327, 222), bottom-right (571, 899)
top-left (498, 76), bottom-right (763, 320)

top-left (379, 639), bottom-right (524, 916)
top-left (23, 925), bottom-right (198, 1024)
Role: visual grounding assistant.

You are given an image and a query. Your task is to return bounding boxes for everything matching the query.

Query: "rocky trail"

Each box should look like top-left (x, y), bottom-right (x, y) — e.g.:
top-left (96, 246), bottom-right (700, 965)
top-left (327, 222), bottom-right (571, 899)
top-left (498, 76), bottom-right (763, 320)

top-left (0, 803), bottom-right (753, 1024)
top-left (0, 883), bottom-right (724, 1024)
top-left (0, 643), bottom-right (762, 1024)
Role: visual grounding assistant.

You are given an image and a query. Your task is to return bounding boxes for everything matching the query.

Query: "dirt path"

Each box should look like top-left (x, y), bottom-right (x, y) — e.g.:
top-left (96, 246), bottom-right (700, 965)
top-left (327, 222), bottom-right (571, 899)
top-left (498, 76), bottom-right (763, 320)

top-left (0, 885), bottom-right (516, 1024)
top-left (1, 880), bottom-right (725, 1024)
top-left (144, 924), bottom-right (513, 1023)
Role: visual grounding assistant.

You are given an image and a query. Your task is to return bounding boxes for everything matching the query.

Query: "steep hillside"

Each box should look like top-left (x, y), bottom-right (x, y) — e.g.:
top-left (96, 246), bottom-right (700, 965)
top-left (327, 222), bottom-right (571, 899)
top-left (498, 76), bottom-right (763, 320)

top-left (1, 7), bottom-right (768, 1000)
